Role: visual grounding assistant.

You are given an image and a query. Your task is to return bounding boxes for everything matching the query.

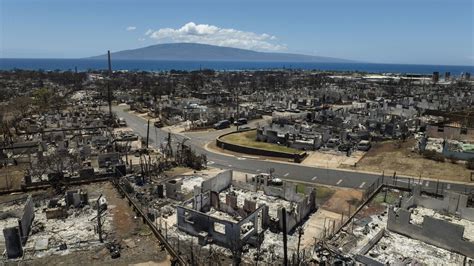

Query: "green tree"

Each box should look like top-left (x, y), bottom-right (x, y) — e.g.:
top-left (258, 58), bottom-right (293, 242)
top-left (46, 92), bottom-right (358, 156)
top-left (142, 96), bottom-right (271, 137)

top-left (33, 87), bottom-right (53, 110)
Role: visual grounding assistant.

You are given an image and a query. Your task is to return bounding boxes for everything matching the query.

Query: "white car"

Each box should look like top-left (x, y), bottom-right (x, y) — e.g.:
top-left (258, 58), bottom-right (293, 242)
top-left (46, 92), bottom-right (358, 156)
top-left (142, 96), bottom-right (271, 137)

top-left (357, 140), bottom-right (371, 151)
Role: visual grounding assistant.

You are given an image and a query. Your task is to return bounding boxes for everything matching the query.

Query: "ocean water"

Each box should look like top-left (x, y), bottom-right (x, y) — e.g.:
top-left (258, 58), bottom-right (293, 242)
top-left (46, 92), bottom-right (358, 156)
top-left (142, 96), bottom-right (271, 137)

top-left (0, 58), bottom-right (473, 75)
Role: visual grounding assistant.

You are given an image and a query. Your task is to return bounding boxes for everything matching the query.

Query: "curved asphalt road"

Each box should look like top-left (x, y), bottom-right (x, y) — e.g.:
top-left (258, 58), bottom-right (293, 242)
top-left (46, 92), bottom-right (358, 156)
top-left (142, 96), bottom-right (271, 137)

top-left (114, 106), bottom-right (474, 194)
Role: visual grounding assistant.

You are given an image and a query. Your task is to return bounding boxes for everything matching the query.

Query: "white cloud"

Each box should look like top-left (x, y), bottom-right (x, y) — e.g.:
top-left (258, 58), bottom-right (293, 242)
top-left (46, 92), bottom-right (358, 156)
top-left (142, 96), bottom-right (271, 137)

top-left (126, 26), bottom-right (137, 31)
top-left (146, 22), bottom-right (286, 51)
top-left (145, 29), bottom-right (153, 36)
top-left (138, 38), bottom-right (146, 42)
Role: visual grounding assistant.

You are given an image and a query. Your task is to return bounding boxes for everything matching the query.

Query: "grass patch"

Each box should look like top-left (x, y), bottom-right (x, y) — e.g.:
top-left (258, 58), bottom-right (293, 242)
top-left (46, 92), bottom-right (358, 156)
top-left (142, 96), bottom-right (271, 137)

top-left (221, 130), bottom-right (300, 154)
top-left (137, 224), bottom-right (152, 236)
top-left (372, 189), bottom-right (403, 205)
top-left (296, 183), bottom-right (307, 194)
top-left (291, 183), bottom-right (336, 205)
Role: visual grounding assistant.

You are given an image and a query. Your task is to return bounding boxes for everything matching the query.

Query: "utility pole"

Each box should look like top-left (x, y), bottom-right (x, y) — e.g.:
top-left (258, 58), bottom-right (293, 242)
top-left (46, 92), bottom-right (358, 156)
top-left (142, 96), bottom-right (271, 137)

top-left (107, 50), bottom-right (113, 124)
top-left (282, 208), bottom-right (288, 266)
top-left (74, 66), bottom-right (79, 91)
top-left (296, 226), bottom-right (303, 264)
top-left (235, 87), bottom-right (240, 131)
top-left (146, 119), bottom-right (150, 149)
top-left (166, 132), bottom-right (173, 159)
top-left (96, 194), bottom-right (105, 243)
top-left (191, 237), bottom-right (195, 266)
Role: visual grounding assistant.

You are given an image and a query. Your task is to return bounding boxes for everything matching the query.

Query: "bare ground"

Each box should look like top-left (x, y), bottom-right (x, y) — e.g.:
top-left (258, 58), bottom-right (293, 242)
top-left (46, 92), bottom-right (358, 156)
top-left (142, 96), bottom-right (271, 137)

top-left (299, 188), bottom-right (363, 247)
top-left (321, 188), bottom-right (363, 214)
top-left (0, 164), bottom-right (27, 190)
top-left (342, 138), bottom-right (472, 182)
top-left (3, 182), bottom-right (169, 266)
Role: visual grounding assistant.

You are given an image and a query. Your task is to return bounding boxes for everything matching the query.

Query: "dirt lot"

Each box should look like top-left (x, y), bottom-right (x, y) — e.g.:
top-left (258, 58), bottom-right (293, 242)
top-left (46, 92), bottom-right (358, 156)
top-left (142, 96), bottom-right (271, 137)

top-left (343, 138), bottom-right (473, 182)
top-left (299, 187), bottom-right (363, 247)
top-left (0, 163), bottom-right (27, 190)
top-left (321, 188), bottom-right (363, 214)
top-left (302, 150), bottom-right (365, 168)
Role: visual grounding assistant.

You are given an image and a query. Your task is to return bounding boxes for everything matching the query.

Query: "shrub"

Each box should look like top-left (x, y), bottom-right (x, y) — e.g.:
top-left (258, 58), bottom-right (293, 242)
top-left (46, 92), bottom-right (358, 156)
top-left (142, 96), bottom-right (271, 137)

top-left (447, 156), bottom-right (457, 164)
top-left (467, 158), bottom-right (474, 170)
top-left (422, 150), bottom-right (445, 162)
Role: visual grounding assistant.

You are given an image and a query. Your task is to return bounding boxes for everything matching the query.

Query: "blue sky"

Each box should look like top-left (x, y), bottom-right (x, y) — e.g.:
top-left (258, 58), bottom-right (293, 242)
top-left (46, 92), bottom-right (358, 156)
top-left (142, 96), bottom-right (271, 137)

top-left (1, 0), bottom-right (473, 65)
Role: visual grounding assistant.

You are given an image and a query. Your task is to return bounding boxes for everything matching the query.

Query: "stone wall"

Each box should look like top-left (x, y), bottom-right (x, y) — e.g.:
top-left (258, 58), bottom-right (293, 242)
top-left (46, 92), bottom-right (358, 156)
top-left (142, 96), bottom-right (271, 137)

top-left (216, 131), bottom-right (307, 162)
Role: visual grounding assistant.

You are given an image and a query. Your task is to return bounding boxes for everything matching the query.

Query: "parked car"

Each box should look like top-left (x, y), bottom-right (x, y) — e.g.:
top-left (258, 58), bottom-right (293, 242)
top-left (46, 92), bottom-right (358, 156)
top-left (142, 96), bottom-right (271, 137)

top-left (154, 120), bottom-right (163, 128)
top-left (238, 125), bottom-right (251, 131)
top-left (326, 138), bottom-right (340, 148)
top-left (234, 118), bottom-right (248, 126)
top-left (214, 120), bottom-right (231, 130)
top-left (117, 117), bottom-right (127, 127)
top-left (357, 140), bottom-right (371, 151)
top-left (121, 133), bottom-right (138, 141)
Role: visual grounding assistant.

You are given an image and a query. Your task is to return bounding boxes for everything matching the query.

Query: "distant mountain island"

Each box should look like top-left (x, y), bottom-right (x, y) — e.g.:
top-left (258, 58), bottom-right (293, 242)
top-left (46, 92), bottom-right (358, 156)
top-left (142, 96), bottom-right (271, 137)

top-left (88, 43), bottom-right (354, 63)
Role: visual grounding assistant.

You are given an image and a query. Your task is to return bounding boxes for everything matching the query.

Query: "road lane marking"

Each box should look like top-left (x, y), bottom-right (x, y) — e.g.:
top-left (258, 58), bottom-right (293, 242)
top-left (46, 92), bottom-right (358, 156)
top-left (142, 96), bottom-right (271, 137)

top-left (256, 169), bottom-right (261, 172)
top-left (336, 179), bottom-right (343, 185)
top-left (237, 157), bottom-right (246, 160)
top-left (359, 182), bottom-right (366, 188)
top-left (447, 184), bottom-right (451, 190)
top-left (284, 173), bottom-right (289, 177)
top-left (311, 176), bottom-right (318, 181)
top-left (425, 181), bottom-right (429, 187)
top-left (228, 164), bottom-right (233, 167)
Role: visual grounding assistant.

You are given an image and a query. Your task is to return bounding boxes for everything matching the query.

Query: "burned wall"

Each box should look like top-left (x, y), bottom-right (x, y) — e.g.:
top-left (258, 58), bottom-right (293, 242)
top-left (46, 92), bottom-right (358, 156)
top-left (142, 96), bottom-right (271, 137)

top-left (97, 152), bottom-right (120, 168)
top-left (263, 182), bottom-right (303, 202)
top-left (2, 196), bottom-right (35, 259)
top-left (192, 189), bottom-right (211, 212)
top-left (176, 199), bottom-right (269, 250)
top-left (3, 227), bottom-right (23, 259)
top-left (19, 196), bottom-right (35, 245)
top-left (165, 179), bottom-right (183, 201)
top-left (176, 206), bottom-right (240, 249)
top-left (232, 178), bottom-right (257, 192)
top-left (407, 185), bottom-right (474, 221)
top-left (387, 206), bottom-right (474, 258)
top-left (278, 188), bottom-right (316, 233)
top-left (201, 170), bottom-right (232, 193)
